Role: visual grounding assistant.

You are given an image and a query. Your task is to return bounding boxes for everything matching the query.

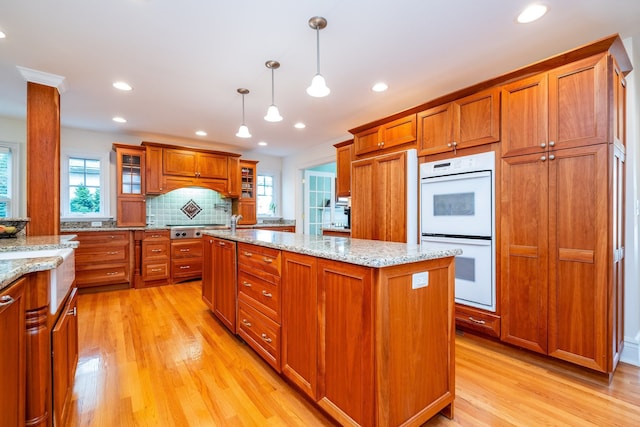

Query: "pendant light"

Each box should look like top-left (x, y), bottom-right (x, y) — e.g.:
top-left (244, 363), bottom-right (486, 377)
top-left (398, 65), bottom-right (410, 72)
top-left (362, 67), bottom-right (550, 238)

top-left (306, 16), bottom-right (330, 98)
top-left (264, 60), bottom-right (283, 122)
top-left (235, 88), bottom-right (251, 138)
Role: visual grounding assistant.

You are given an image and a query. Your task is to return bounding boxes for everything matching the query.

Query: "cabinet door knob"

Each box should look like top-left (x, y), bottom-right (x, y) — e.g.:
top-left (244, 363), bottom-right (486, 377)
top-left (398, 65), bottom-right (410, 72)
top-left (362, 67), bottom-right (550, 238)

top-left (261, 333), bottom-right (272, 343)
top-left (0, 295), bottom-right (15, 307)
top-left (541, 156), bottom-right (547, 162)
top-left (549, 154), bottom-right (556, 160)
top-left (549, 141), bottom-right (555, 147)
top-left (241, 319), bottom-right (252, 327)
top-left (261, 290), bottom-right (273, 298)
top-left (218, 241), bottom-right (226, 246)
top-left (540, 142), bottom-right (546, 148)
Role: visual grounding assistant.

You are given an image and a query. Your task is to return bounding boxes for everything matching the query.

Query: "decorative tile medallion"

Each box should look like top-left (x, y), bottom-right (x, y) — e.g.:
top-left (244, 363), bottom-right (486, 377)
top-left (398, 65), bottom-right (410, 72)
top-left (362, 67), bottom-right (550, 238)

top-left (181, 199), bottom-right (202, 219)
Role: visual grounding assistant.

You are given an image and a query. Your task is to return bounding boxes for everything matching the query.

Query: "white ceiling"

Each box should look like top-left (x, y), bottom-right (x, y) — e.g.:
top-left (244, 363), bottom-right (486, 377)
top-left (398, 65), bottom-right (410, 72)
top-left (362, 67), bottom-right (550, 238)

top-left (1, 0), bottom-right (639, 157)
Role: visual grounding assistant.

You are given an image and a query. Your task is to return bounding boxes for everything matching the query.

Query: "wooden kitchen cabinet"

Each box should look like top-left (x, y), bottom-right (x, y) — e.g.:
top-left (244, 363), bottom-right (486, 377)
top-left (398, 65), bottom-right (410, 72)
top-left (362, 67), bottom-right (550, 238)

top-left (232, 160), bottom-right (258, 225)
top-left (52, 287), bottom-right (78, 427)
top-left (351, 150), bottom-right (415, 243)
top-left (0, 277), bottom-right (26, 427)
top-left (144, 143), bottom-right (164, 194)
top-left (334, 139), bottom-right (353, 197)
top-left (141, 230), bottom-right (170, 286)
top-left (353, 114), bottom-right (416, 157)
top-left (281, 252), bottom-right (317, 399)
top-left (113, 144), bottom-right (146, 227)
top-left (227, 156), bottom-right (241, 198)
top-left (203, 237), bottom-right (237, 332)
top-left (417, 86), bottom-right (501, 156)
top-left (163, 148), bottom-right (228, 179)
top-left (70, 231), bottom-right (131, 289)
top-left (171, 238), bottom-right (203, 283)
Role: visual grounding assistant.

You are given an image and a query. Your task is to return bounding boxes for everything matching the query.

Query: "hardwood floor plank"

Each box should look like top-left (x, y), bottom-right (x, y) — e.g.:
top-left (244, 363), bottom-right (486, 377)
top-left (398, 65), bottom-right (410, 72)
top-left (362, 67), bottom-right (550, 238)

top-left (68, 282), bottom-right (640, 426)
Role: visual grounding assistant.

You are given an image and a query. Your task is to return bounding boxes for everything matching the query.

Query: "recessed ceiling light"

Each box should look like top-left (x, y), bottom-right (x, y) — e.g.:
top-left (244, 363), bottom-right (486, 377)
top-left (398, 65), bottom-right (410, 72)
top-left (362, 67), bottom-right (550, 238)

top-left (517, 4), bottom-right (548, 23)
top-left (112, 116), bottom-right (127, 123)
top-left (0, 30), bottom-right (6, 39)
top-left (195, 130), bottom-right (207, 136)
top-left (372, 82), bottom-right (388, 92)
top-left (113, 81), bottom-right (132, 91)
top-left (294, 122), bottom-right (306, 129)
top-left (258, 141), bottom-right (268, 146)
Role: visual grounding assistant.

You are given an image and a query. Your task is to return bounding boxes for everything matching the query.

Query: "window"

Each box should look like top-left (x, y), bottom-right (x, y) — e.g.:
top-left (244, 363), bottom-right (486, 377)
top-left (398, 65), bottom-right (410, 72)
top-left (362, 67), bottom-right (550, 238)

top-left (61, 151), bottom-right (109, 218)
top-left (257, 173), bottom-right (277, 216)
top-left (0, 142), bottom-right (20, 218)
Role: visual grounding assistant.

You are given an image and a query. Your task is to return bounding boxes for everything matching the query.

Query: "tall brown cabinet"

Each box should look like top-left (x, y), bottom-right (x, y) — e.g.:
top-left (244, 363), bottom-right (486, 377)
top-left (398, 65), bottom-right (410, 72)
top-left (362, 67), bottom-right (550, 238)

top-left (500, 51), bottom-right (627, 375)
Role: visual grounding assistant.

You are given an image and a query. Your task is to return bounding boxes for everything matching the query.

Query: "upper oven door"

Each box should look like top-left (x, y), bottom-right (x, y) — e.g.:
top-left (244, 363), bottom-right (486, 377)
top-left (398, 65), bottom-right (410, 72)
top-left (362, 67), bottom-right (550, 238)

top-left (421, 170), bottom-right (492, 237)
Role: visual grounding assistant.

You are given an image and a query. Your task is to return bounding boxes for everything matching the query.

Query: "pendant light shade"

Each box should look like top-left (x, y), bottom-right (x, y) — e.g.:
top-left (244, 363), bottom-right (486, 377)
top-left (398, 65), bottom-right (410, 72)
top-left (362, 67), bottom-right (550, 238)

top-left (264, 60), bottom-right (283, 122)
top-left (235, 88), bottom-right (251, 138)
top-left (307, 16), bottom-right (330, 98)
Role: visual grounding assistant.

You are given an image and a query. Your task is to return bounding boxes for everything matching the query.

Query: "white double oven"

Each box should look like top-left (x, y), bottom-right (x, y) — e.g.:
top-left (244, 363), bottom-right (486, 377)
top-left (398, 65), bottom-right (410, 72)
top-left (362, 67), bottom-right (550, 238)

top-left (420, 152), bottom-right (496, 312)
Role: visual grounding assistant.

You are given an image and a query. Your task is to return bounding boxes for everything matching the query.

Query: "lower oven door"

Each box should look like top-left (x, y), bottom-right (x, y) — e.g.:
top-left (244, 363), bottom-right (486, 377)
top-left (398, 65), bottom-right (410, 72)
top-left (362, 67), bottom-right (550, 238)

top-left (421, 236), bottom-right (495, 312)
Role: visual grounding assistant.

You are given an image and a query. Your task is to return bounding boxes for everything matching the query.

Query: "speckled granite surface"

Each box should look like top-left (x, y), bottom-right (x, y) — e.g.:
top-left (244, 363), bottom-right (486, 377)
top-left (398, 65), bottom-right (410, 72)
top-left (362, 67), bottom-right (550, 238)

top-left (202, 229), bottom-right (461, 268)
top-left (0, 235), bottom-right (79, 291)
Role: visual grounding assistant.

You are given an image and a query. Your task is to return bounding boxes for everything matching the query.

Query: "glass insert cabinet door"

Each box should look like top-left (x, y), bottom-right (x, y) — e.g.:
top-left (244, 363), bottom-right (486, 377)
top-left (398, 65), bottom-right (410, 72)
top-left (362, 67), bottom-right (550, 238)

top-left (120, 153), bottom-right (142, 195)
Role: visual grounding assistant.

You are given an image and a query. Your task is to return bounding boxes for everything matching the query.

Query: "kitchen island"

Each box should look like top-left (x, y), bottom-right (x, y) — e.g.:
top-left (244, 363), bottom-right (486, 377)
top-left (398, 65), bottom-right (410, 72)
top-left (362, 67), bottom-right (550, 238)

top-left (202, 229), bottom-right (459, 427)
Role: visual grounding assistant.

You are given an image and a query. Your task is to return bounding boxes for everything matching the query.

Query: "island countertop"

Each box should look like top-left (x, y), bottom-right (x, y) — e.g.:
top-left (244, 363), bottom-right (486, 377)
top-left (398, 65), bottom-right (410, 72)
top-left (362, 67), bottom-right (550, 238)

top-left (203, 229), bottom-right (461, 268)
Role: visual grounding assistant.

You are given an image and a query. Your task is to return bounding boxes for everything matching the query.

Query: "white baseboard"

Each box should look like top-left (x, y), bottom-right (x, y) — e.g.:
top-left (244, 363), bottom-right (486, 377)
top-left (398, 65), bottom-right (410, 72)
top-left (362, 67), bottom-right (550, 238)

top-left (621, 333), bottom-right (640, 367)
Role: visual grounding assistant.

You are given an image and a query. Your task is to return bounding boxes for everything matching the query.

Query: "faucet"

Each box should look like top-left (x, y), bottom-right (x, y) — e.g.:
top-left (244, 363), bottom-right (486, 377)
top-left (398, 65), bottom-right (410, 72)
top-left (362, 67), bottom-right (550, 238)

top-left (230, 214), bottom-right (243, 232)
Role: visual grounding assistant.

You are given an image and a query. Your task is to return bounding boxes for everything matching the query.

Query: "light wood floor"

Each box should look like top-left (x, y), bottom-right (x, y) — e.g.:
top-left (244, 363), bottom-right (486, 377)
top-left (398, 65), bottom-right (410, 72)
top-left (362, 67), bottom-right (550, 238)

top-left (69, 282), bottom-right (640, 426)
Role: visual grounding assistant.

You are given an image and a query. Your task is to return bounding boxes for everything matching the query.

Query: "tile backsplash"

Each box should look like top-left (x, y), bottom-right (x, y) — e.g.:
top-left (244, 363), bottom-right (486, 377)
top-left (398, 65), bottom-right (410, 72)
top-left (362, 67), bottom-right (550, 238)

top-left (146, 188), bottom-right (231, 226)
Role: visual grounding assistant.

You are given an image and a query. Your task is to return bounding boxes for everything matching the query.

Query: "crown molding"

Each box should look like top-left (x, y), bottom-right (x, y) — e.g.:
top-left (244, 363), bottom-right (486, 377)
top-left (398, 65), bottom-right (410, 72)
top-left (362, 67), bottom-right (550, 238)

top-left (16, 65), bottom-right (67, 94)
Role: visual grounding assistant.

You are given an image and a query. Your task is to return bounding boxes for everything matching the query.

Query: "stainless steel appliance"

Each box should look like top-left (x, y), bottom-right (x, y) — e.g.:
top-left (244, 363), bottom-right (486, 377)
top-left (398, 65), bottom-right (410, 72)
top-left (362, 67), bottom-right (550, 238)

top-left (420, 152), bottom-right (496, 311)
top-left (168, 224), bottom-right (226, 239)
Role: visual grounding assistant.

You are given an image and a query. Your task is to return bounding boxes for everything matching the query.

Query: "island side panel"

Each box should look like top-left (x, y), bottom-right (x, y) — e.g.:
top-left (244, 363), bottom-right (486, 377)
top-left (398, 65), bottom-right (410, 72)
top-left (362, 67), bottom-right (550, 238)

top-left (375, 257), bottom-right (455, 426)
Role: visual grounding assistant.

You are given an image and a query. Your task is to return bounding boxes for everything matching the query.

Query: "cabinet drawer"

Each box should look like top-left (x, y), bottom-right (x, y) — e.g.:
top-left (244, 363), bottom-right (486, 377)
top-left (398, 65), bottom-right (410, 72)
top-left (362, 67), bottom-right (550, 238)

top-left (75, 243), bottom-right (129, 264)
top-left (238, 243), bottom-right (281, 276)
top-left (144, 230), bottom-right (170, 241)
top-left (74, 231), bottom-right (129, 244)
top-left (75, 266), bottom-right (128, 287)
top-left (171, 258), bottom-right (202, 278)
top-left (238, 269), bottom-right (280, 322)
top-left (171, 240), bottom-right (203, 258)
top-left (238, 300), bottom-right (281, 372)
top-left (143, 262), bottom-right (169, 280)
top-left (143, 242), bottom-right (169, 259)
top-left (455, 307), bottom-right (501, 338)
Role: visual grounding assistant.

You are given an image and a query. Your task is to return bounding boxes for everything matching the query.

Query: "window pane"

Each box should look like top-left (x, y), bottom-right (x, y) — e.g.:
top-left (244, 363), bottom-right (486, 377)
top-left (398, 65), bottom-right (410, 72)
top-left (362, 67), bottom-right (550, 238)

top-left (67, 156), bottom-right (102, 215)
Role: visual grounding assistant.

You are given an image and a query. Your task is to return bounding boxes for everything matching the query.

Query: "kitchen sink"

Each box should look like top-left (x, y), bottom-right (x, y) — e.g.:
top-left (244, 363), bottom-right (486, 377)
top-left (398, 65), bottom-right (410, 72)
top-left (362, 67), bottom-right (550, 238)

top-left (0, 248), bottom-right (76, 314)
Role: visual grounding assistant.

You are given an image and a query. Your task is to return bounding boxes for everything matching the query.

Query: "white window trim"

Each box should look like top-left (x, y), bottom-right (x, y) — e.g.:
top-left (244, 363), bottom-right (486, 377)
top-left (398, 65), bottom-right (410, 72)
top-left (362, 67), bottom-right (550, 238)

top-left (257, 170), bottom-right (280, 218)
top-left (0, 141), bottom-right (20, 218)
top-left (60, 149), bottom-right (111, 220)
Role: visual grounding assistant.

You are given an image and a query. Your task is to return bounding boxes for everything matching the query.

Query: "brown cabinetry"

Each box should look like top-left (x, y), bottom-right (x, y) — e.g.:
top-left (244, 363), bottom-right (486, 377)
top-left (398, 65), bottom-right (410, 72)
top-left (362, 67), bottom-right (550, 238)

top-left (233, 160), bottom-right (258, 225)
top-left (353, 114), bottom-right (416, 157)
top-left (417, 86), bottom-right (500, 156)
top-left (0, 277), bottom-right (26, 427)
top-left (351, 150), bottom-right (414, 243)
top-left (141, 230), bottom-right (170, 285)
top-left (144, 144), bottom-right (164, 194)
top-left (52, 287), bottom-right (78, 427)
top-left (113, 144), bottom-right (146, 227)
top-left (237, 242), bottom-right (282, 371)
top-left (500, 51), bottom-right (626, 375)
top-left (71, 231), bottom-right (131, 288)
top-left (203, 237), bottom-right (237, 332)
top-left (171, 238), bottom-right (203, 283)
top-left (334, 139), bottom-right (353, 197)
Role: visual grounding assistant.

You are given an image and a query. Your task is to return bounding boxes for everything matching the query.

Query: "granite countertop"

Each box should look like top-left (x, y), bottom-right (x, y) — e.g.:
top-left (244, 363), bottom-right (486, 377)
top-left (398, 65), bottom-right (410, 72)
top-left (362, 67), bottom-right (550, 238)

top-left (203, 229), bottom-right (461, 268)
top-left (59, 221), bottom-right (296, 233)
top-left (0, 235), bottom-right (79, 291)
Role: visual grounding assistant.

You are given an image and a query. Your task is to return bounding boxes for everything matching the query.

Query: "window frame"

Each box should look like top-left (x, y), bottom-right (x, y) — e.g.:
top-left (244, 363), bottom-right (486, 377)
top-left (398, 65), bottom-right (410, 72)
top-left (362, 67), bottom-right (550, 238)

top-left (60, 149), bottom-right (110, 220)
top-left (0, 141), bottom-right (21, 218)
top-left (256, 170), bottom-right (280, 217)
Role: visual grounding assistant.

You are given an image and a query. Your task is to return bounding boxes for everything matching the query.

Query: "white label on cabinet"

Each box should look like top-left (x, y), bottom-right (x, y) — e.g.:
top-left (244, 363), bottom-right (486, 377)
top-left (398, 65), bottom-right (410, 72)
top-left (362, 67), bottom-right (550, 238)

top-left (412, 271), bottom-right (429, 289)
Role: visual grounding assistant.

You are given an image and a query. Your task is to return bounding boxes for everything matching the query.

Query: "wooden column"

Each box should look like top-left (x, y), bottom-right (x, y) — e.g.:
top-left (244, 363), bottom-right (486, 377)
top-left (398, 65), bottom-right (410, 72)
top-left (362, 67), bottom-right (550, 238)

top-left (26, 82), bottom-right (60, 236)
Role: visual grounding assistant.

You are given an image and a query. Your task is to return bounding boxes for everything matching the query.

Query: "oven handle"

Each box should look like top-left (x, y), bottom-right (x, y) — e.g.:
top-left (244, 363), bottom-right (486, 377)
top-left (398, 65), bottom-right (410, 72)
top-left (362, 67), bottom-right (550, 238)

top-left (422, 235), bottom-right (492, 246)
top-left (421, 170), bottom-right (491, 183)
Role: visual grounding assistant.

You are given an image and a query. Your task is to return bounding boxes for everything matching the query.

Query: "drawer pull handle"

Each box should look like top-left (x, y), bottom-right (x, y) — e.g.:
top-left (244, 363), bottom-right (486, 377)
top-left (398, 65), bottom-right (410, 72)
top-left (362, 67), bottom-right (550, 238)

top-left (107, 251), bottom-right (120, 255)
top-left (67, 307), bottom-right (77, 317)
top-left (243, 281), bottom-right (252, 288)
top-left (218, 241), bottom-right (226, 246)
top-left (0, 295), bottom-right (15, 307)
top-left (180, 266), bottom-right (191, 269)
top-left (244, 251), bottom-right (253, 257)
top-left (106, 272), bottom-right (119, 276)
top-left (468, 316), bottom-right (486, 325)
top-left (180, 249), bottom-right (190, 252)
top-left (261, 290), bottom-right (272, 298)
top-left (261, 333), bottom-right (272, 343)
top-left (151, 249), bottom-right (162, 253)
top-left (109, 235), bottom-right (116, 239)
top-left (151, 234), bottom-right (161, 238)
top-left (263, 257), bottom-right (273, 264)
top-left (241, 319), bottom-right (252, 327)
top-left (151, 268), bottom-right (163, 272)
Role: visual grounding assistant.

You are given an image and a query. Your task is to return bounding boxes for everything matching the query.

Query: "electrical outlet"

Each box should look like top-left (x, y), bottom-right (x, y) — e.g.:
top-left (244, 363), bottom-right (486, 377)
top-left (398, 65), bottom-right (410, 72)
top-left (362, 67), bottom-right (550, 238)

top-left (412, 271), bottom-right (429, 289)
top-left (90, 221), bottom-right (102, 227)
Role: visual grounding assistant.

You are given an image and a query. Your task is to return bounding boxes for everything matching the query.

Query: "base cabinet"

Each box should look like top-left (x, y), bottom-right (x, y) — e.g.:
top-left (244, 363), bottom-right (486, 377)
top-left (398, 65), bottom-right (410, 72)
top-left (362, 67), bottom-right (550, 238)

top-left (171, 238), bottom-right (203, 283)
top-left (0, 277), bottom-right (26, 427)
top-left (203, 237), bottom-right (237, 332)
top-left (52, 288), bottom-right (78, 427)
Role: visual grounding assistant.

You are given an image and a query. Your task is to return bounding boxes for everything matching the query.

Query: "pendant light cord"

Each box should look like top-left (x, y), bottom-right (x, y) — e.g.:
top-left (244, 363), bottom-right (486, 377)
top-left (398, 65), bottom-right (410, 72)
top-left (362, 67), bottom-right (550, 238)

top-left (271, 68), bottom-right (275, 104)
top-left (241, 93), bottom-right (246, 123)
top-left (316, 28), bottom-right (321, 74)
